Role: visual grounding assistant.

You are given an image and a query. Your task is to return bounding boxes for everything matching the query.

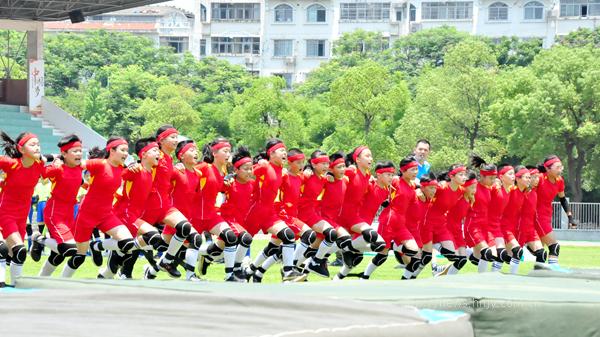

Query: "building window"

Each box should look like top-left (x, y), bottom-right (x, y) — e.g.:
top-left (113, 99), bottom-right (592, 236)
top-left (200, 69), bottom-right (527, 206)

top-left (340, 2), bottom-right (391, 20)
top-left (410, 4), bottom-right (417, 21)
top-left (306, 39), bottom-right (326, 57)
top-left (160, 36), bottom-right (188, 53)
top-left (560, 0), bottom-right (600, 17)
top-left (488, 2), bottom-right (509, 20)
top-left (307, 4), bottom-right (327, 22)
top-left (200, 39), bottom-right (206, 56)
top-left (274, 4), bottom-right (294, 22)
top-left (395, 9), bottom-right (403, 20)
top-left (200, 5), bottom-right (207, 22)
top-left (524, 1), bottom-right (544, 19)
top-left (273, 73), bottom-right (293, 89)
top-left (211, 37), bottom-right (260, 55)
top-left (421, 2), bottom-right (473, 20)
top-left (211, 3), bottom-right (261, 21)
top-left (274, 39), bottom-right (293, 57)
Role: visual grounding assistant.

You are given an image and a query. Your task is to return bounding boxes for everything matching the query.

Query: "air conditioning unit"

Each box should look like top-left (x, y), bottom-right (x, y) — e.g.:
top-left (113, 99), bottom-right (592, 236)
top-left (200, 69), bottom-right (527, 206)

top-left (410, 22), bottom-right (422, 33)
top-left (285, 56), bottom-right (296, 65)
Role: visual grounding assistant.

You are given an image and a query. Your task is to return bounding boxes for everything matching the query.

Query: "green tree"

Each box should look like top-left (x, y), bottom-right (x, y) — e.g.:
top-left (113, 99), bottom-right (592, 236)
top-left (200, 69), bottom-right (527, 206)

top-left (558, 26), bottom-right (600, 48)
top-left (491, 36), bottom-right (543, 67)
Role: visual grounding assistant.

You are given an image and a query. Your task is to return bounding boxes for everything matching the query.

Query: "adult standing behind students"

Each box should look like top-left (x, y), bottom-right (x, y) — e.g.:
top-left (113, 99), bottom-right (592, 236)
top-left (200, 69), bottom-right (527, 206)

top-left (414, 139), bottom-right (431, 181)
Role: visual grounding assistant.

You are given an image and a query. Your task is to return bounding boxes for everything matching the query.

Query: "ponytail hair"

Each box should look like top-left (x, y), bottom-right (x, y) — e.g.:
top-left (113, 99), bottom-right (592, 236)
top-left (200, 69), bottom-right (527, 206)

top-left (203, 137), bottom-right (229, 164)
top-left (0, 131), bottom-right (23, 158)
top-left (538, 155), bottom-right (560, 173)
top-left (89, 136), bottom-right (125, 159)
top-left (470, 155), bottom-right (497, 172)
top-left (345, 146), bottom-right (367, 166)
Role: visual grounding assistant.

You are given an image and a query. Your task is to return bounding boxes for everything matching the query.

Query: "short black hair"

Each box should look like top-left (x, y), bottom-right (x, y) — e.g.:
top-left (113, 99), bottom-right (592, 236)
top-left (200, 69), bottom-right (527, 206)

top-left (415, 139), bottom-right (431, 149)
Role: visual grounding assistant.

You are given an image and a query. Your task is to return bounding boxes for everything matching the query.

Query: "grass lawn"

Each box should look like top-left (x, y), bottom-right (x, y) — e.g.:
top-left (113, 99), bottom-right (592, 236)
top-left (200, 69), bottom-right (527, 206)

top-left (17, 240), bottom-right (600, 284)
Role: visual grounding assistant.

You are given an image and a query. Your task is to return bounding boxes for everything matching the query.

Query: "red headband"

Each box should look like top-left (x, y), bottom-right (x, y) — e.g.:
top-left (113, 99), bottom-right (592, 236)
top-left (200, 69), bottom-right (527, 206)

top-left (529, 168), bottom-right (540, 175)
top-left (329, 158), bottom-right (345, 169)
top-left (498, 166), bottom-right (514, 177)
top-left (288, 153), bottom-right (306, 163)
top-left (177, 142), bottom-right (196, 160)
top-left (138, 142), bottom-right (159, 158)
top-left (156, 128), bottom-right (178, 142)
top-left (234, 157), bottom-right (252, 169)
top-left (17, 133), bottom-right (38, 148)
top-left (515, 168), bottom-right (529, 178)
top-left (310, 155), bottom-right (329, 165)
top-left (267, 143), bottom-right (286, 156)
top-left (480, 169), bottom-right (498, 177)
top-left (211, 142), bottom-right (231, 152)
top-left (544, 157), bottom-right (561, 168)
top-left (420, 180), bottom-right (438, 188)
top-left (60, 141), bottom-right (82, 153)
top-left (400, 161), bottom-right (418, 172)
top-left (449, 166), bottom-right (466, 176)
top-left (464, 178), bottom-right (477, 187)
top-left (376, 167), bottom-right (395, 174)
top-left (352, 146), bottom-right (368, 162)
top-left (106, 139), bottom-right (128, 151)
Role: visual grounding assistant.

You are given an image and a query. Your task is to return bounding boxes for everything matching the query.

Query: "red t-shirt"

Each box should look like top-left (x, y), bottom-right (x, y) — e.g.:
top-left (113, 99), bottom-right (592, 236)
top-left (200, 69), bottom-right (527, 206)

top-left (251, 162), bottom-right (283, 209)
top-left (339, 167), bottom-right (370, 222)
top-left (44, 165), bottom-right (83, 206)
top-left (220, 178), bottom-right (254, 225)
top-left (0, 157), bottom-right (45, 212)
top-left (447, 197), bottom-right (471, 231)
top-left (113, 168), bottom-right (154, 221)
top-left (489, 185), bottom-right (510, 227)
top-left (500, 186), bottom-right (526, 230)
top-left (146, 150), bottom-right (174, 210)
top-left (465, 182), bottom-right (492, 225)
top-left (298, 174), bottom-right (326, 218)
top-left (360, 180), bottom-right (390, 224)
top-left (278, 173), bottom-right (304, 218)
top-left (171, 168), bottom-right (201, 221)
top-left (197, 163), bottom-right (225, 220)
top-left (321, 177), bottom-right (347, 221)
top-left (536, 173), bottom-right (565, 220)
top-left (80, 159), bottom-right (124, 212)
top-left (424, 183), bottom-right (465, 226)
top-left (519, 189), bottom-right (538, 229)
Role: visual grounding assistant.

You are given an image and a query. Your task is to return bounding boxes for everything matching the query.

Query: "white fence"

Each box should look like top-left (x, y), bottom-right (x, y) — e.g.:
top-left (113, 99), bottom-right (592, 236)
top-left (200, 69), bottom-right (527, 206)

top-left (552, 202), bottom-right (600, 231)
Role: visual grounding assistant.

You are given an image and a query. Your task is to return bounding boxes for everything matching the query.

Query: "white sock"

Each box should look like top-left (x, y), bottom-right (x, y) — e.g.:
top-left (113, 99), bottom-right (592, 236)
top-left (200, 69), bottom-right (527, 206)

top-left (0, 259), bottom-right (6, 284)
top-left (224, 246), bottom-right (236, 278)
top-left (350, 236), bottom-right (368, 251)
top-left (491, 261), bottom-right (503, 272)
top-left (44, 238), bottom-right (58, 253)
top-left (101, 238), bottom-right (119, 251)
top-left (262, 255), bottom-right (279, 271)
top-left (235, 245), bottom-right (249, 266)
top-left (185, 248), bottom-right (200, 277)
top-left (293, 242), bottom-right (309, 264)
top-left (509, 258), bottom-right (520, 274)
top-left (9, 261), bottom-right (23, 286)
top-left (363, 262), bottom-right (377, 277)
top-left (448, 265), bottom-right (460, 275)
top-left (315, 241), bottom-right (333, 260)
top-left (548, 257), bottom-right (559, 265)
top-left (39, 260), bottom-right (57, 277)
top-left (281, 243), bottom-right (295, 268)
top-left (478, 260), bottom-right (488, 273)
top-left (339, 264), bottom-right (352, 277)
top-left (61, 264), bottom-right (77, 278)
top-left (252, 250), bottom-right (269, 269)
top-left (164, 235), bottom-right (185, 263)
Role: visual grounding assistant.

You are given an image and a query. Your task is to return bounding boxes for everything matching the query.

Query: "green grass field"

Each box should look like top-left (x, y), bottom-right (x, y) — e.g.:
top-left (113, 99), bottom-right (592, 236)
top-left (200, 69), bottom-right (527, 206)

top-left (17, 241), bottom-right (600, 284)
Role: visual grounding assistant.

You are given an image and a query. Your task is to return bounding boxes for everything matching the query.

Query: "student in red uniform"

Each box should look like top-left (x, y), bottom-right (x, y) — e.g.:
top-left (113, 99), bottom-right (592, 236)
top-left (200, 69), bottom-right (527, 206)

top-left (535, 155), bottom-right (573, 270)
top-left (220, 146), bottom-right (254, 279)
top-left (420, 164), bottom-right (467, 276)
top-left (193, 138), bottom-right (243, 282)
top-left (337, 146), bottom-right (385, 270)
top-left (489, 164), bottom-right (516, 270)
top-left (464, 160), bottom-right (497, 273)
top-left (517, 167), bottom-right (548, 268)
top-left (31, 135), bottom-right (83, 277)
top-left (139, 125), bottom-right (203, 278)
top-left (435, 172), bottom-right (476, 276)
top-left (0, 132), bottom-right (50, 287)
top-left (108, 137), bottom-right (163, 279)
top-left (244, 139), bottom-right (304, 282)
top-left (61, 137), bottom-right (138, 278)
top-left (500, 165), bottom-right (530, 274)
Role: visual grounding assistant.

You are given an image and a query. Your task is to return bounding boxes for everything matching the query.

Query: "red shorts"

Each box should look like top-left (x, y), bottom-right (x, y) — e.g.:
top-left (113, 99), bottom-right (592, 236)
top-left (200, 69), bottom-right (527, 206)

top-left (44, 201), bottom-right (75, 244)
top-left (432, 222), bottom-right (454, 244)
top-left (73, 208), bottom-right (123, 242)
top-left (282, 216), bottom-right (306, 237)
top-left (194, 215), bottom-right (228, 233)
top-left (420, 220), bottom-right (433, 245)
top-left (535, 215), bottom-right (553, 237)
top-left (322, 215), bottom-right (341, 230)
top-left (338, 214), bottom-right (368, 232)
top-left (405, 222), bottom-right (422, 248)
top-left (487, 221), bottom-right (503, 239)
top-left (140, 206), bottom-right (178, 226)
top-left (299, 209), bottom-right (324, 228)
top-left (501, 221), bottom-right (516, 243)
top-left (464, 219), bottom-right (487, 247)
top-left (0, 211), bottom-right (28, 239)
top-left (377, 211), bottom-right (414, 249)
top-left (516, 221), bottom-right (539, 245)
top-left (245, 204), bottom-right (283, 235)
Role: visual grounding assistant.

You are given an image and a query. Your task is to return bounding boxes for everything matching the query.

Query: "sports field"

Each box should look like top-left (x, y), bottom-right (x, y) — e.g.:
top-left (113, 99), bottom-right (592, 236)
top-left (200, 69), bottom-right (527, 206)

top-left (18, 240), bottom-right (600, 283)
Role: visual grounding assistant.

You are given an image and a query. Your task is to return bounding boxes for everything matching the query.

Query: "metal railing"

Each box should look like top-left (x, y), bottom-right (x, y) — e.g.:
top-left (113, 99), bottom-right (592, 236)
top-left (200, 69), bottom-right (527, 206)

top-left (552, 202), bottom-right (600, 231)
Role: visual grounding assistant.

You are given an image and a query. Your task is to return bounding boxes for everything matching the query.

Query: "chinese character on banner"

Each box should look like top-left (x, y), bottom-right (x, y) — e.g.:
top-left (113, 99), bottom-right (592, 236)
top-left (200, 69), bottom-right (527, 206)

top-left (29, 59), bottom-right (45, 113)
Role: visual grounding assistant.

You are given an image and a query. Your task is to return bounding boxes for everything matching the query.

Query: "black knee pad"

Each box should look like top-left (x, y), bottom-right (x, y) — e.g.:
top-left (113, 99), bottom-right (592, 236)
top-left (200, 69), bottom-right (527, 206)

top-left (264, 242), bottom-right (280, 256)
top-left (117, 238), bottom-right (135, 253)
top-left (362, 228), bottom-right (379, 243)
top-left (511, 246), bottom-right (523, 260)
top-left (421, 252), bottom-right (432, 266)
top-left (370, 241), bottom-right (386, 253)
top-left (48, 251), bottom-right (66, 266)
top-left (175, 221), bottom-right (192, 238)
top-left (372, 253), bottom-right (388, 266)
top-left (238, 232), bottom-right (253, 248)
top-left (12, 245), bottom-right (26, 264)
top-left (526, 245), bottom-right (535, 255)
top-left (402, 245), bottom-right (419, 257)
top-left (393, 250), bottom-right (403, 264)
top-left (219, 228), bottom-right (238, 246)
top-left (496, 248), bottom-right (508, 263)
top-left (480, 248), bottom-right (494, 262)
top-left (187, 232), bottom-right (202, 249)
top-left (67, 254), bottom-right (86, 269)
top-left (276, 227), bottom-right (295, 244)
top-left (406, 257), bottom-right (422, 272)
top-left (440, 247), bottom-right (458, 261)
top-left (534, 248), bottom-right (547, 263)
top-left (336, 235), bottom-right (352, 250)
top-left (469, 254), bottom-right (480, 266)
top-left (0, 241), bottom-right (8, 259)
top-left (548, 243), bottom-right (560, 256)
top-left (304, 247), bottom-right (317, 259)
top-left (323, 227), bottom-right (338, 244)
top-left (58, 243), bottom-right (77, 257)
top-left (300, 230), bottom-right (317, 246)
top-left (142, 231), bottom-right (167, 250)
top-left (453, 256), bottom-right (467, 270)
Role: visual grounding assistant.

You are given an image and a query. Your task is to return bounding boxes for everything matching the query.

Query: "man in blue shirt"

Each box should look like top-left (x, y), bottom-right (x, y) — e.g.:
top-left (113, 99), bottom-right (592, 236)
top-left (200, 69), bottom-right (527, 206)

top-left (414, 139), bottom-right (431, 180)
